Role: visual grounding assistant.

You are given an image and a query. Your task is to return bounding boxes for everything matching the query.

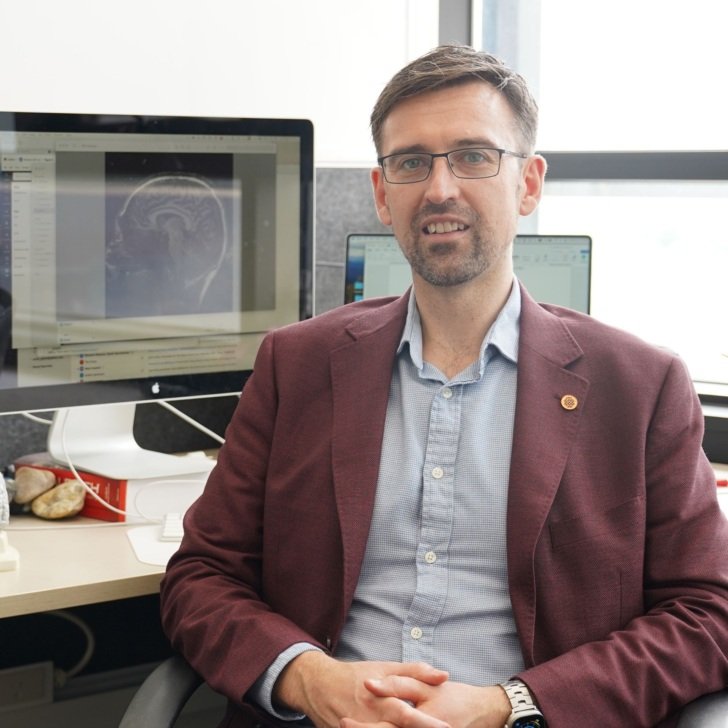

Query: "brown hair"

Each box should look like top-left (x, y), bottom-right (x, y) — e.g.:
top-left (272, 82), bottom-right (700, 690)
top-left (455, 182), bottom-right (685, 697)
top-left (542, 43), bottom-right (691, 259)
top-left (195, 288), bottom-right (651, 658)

top-left (370, 44), bottom-right (538, 155)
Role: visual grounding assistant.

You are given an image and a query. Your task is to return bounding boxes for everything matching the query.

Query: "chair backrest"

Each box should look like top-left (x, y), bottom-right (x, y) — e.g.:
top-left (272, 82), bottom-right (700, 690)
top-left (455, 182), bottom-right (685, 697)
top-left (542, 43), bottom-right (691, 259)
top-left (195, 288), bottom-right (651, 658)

top-left (676, 690), bottom-right (728, 727)
top-left (118, 654), bottom-right (203, 728)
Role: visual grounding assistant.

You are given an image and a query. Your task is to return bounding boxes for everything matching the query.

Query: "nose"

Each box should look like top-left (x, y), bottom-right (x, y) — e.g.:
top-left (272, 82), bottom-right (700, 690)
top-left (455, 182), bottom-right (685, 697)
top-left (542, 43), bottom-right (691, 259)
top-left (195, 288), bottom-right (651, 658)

top-left (423, 155), bottom-right (460, 203)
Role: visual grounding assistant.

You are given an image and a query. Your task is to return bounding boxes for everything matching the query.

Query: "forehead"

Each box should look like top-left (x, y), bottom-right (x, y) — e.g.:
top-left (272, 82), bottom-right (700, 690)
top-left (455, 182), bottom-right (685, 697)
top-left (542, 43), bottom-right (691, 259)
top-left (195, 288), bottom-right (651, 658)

top-left (379, 80), bottom-right (518, 154)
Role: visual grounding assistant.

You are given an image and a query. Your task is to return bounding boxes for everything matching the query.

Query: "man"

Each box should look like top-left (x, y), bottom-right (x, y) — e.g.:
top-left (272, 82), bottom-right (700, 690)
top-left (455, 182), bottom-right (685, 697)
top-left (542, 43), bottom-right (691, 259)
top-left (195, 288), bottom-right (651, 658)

top-left (160, 45), bottom-right (728, 727)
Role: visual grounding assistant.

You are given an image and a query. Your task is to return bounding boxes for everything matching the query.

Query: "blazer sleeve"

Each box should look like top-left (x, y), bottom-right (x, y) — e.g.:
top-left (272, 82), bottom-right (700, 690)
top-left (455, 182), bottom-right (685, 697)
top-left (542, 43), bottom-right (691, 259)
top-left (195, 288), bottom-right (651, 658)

top-left (159, 331), bottom-right (329, 706)
top-left (519, 354), bottom-right (728, 727)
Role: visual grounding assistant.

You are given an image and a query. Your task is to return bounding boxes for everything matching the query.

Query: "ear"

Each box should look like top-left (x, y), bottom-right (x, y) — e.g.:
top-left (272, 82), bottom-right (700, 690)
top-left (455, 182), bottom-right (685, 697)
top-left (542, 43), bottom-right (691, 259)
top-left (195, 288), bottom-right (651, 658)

top-left (371, 166), bottom-right (393, 226)
top-left (518, 154), bottom-right (547, 216)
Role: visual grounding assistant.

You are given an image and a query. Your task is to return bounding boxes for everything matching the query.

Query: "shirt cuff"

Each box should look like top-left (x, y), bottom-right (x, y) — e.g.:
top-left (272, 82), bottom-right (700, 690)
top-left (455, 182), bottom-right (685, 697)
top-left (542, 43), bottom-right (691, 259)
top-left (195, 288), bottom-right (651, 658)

top-left (248, 642), bottom-right (324, 721)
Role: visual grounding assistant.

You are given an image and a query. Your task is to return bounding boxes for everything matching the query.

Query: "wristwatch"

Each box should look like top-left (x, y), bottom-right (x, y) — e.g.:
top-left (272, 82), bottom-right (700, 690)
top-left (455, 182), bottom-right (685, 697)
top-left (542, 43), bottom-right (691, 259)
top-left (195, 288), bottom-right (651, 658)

top-left (500, 679), bottom-right (548, 728)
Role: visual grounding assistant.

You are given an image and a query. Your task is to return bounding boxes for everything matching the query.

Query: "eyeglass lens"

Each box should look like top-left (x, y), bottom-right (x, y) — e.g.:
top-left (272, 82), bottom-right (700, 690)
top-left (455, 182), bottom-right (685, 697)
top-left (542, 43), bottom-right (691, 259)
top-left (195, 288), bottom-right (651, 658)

top-left (382, 148), bottom-right (502, 183)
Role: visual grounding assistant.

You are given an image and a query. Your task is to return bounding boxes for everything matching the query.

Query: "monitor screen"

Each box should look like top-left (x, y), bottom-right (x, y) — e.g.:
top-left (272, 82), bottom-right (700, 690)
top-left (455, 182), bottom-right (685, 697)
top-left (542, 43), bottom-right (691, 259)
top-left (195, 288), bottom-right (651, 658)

top-left (0, 112), bottom-right (313, 477)
top-left (512, 235), bottom-right (591, 314)
top-left (344, 233), bottom-right (411, 304)
top-left (344, 233), bottom-right (591, 314)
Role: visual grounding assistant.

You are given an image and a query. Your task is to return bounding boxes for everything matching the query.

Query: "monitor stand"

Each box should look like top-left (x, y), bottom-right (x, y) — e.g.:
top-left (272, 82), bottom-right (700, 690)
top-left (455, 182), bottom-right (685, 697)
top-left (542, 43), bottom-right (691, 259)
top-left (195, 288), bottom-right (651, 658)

top-left (46, 404), bottom-right (215, 481)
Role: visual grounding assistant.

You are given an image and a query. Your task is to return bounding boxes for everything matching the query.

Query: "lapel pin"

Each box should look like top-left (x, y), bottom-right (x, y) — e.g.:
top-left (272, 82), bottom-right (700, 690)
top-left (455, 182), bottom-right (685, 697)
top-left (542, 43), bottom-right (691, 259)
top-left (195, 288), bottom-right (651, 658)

top-left (560, 394), bottom-right (578, 411)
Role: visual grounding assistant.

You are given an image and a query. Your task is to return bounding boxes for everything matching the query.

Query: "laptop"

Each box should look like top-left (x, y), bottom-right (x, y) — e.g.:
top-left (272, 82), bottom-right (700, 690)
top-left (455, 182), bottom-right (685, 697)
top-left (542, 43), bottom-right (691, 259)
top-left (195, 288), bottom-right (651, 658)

top-left (512, 234), bottom-right (592, 313)
top-left (344, 234), bottom-right (412, 304)
top-left (344, 233), bottom-right (592, 313)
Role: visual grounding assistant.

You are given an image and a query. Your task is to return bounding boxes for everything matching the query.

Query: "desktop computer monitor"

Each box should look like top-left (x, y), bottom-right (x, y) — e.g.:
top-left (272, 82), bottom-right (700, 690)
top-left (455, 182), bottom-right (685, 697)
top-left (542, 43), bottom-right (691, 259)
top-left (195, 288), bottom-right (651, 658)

top-left (344, 233), bottom-right (591, 314)
top-left (0, 112), bottom-right (314, 478)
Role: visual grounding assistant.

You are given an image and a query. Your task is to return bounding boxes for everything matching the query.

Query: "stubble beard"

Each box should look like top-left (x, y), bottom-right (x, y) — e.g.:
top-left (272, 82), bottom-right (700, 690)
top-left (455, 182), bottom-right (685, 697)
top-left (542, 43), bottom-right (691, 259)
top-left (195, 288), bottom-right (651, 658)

top-left (404, 208), bottom-right (494, 287)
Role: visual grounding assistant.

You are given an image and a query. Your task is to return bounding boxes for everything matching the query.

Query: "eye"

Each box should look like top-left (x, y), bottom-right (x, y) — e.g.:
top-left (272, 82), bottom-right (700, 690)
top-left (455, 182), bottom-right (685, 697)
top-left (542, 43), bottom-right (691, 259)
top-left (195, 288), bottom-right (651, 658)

top-left (397, 155), bottom-right (427, 172)
top-left (455, 149), bottom-right (493, 166)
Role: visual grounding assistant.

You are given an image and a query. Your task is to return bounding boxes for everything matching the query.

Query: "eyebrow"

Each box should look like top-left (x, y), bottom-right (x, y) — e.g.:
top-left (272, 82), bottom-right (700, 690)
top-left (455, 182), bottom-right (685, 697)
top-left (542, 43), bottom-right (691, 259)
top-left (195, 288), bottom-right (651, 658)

top-left (384, 138), bottom-right (502, 156)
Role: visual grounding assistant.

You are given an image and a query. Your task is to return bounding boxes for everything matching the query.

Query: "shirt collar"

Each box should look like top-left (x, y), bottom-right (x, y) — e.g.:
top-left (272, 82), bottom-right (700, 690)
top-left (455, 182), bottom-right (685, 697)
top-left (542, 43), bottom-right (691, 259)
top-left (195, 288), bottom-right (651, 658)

top-left (398, 279), bottom-right (521, 372)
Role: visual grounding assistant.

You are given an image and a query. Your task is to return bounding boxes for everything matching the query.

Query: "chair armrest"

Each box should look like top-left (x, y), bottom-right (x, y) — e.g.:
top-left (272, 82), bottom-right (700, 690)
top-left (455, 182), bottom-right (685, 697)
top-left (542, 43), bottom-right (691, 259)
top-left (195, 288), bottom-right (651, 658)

top-left (677, 690), bottom-right (728, 727)
top-left (119, 654), bottom-right (204, 728)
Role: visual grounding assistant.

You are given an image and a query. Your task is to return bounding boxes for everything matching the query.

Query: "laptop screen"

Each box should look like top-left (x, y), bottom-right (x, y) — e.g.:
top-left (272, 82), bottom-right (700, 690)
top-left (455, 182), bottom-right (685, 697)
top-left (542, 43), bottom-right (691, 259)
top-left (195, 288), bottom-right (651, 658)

top-left (344, 234), bottom-right (412, 304)
top-left (344, 233), bottom-right (592, 314)
top-left (512, 235), bottom-right (592, 313)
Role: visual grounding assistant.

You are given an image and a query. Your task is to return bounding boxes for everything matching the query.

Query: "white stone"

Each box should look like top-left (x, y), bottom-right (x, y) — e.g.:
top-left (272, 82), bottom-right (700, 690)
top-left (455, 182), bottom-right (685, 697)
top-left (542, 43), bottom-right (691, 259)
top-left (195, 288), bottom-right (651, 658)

top-left (31, 480), bottom-right (86, 520)
top-left (13, 467), bottom-right (57, 504)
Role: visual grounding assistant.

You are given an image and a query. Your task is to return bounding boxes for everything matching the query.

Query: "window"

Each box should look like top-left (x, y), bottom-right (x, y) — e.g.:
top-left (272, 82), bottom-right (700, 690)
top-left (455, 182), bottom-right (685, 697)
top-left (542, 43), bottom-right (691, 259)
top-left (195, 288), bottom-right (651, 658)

top-left (478, 0), bottom-right (728, 392)
top-left (536, 1), bottom-right (728, 152)
top-left (535, 176), bottom-right (728, 387)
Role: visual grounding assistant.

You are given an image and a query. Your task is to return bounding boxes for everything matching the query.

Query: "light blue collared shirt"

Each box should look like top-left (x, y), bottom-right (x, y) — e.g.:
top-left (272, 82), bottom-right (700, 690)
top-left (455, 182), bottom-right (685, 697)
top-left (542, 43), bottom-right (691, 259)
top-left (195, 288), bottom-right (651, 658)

top-left (252, 281), bottom-right (524, 716)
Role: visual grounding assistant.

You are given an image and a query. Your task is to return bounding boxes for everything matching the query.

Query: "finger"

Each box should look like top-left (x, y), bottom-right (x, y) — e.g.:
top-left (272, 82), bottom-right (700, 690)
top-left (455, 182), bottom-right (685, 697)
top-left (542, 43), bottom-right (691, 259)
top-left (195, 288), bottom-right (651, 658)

top-left (384, 698), bottom-right (451, 728)
top-left (365, 676), bottom-right (431, 703)
top-left (397, 662), bottom-right (449, 686)
top-left (340, 719), bottom-right (396, 728)
top-left (341, 703), bottom-right (450, 728)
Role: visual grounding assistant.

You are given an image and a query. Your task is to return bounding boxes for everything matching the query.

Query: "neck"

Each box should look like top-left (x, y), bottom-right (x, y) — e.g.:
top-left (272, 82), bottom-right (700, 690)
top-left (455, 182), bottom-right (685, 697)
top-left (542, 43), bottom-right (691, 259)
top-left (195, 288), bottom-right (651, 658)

top-left (414, 273), bottom-right (513, 379)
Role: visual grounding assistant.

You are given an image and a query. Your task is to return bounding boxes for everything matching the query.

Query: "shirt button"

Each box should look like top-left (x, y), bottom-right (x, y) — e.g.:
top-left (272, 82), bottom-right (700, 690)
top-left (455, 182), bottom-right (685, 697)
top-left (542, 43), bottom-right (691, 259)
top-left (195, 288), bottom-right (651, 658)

top-left (441, 387), bottom-right (453, 399)
top-left (424, 550), bottom-right (437, 564)
top-left (431, 466), bottom-right (444, 479)
top-left (410, 626), bottom-right (423, 640)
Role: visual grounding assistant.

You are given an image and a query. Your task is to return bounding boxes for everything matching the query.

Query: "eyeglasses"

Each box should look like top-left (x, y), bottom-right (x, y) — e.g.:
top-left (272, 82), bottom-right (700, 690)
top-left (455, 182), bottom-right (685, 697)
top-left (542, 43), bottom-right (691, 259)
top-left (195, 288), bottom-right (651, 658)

top-left (377, 147), bottom-right (528, 184)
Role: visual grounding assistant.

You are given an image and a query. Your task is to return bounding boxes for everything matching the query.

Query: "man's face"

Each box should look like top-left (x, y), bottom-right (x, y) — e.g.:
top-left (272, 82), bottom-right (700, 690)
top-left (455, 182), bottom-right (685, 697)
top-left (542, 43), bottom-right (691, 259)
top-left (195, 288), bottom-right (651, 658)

top-left (371, 81), bottom-right (544, 290)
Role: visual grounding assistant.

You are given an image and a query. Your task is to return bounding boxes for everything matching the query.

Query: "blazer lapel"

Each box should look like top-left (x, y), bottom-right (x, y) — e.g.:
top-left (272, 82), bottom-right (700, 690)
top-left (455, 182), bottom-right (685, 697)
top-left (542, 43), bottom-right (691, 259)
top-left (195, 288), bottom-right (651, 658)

top-left (330, 295), bottom-right (410, 612)
top-left (507, 289), bottom-right (590, 665)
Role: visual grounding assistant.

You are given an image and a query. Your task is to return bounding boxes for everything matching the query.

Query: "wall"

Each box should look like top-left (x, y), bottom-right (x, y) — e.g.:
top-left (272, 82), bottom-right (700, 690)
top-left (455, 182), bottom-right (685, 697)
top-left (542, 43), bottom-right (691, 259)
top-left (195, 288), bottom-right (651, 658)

top-left (315, 168), bottom-right (390, 314)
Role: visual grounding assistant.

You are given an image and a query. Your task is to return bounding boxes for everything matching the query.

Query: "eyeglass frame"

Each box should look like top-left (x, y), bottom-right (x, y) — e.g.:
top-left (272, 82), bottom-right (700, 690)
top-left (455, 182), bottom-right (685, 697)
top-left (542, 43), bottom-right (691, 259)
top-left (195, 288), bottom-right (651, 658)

top-left (376, 146), bottom-right (529, 184)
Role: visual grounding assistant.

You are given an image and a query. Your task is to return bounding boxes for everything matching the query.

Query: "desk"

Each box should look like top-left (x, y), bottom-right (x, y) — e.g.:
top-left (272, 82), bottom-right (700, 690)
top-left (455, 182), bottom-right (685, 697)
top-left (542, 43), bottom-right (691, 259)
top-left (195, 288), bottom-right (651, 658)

top-left (0, 516), bottom-right (164, 618)
top-left (3, 463), bottom-right (728, 620)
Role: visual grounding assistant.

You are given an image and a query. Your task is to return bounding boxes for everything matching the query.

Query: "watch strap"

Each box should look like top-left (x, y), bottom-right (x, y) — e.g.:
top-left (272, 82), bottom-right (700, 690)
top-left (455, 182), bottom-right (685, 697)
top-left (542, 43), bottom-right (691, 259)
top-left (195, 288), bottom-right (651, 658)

top-left (500, 679), bottom-right (547, 727)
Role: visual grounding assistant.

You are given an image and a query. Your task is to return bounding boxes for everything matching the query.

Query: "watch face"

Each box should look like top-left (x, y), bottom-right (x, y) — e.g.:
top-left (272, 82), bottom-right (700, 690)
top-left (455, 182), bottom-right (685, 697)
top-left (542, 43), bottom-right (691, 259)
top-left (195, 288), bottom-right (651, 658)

top-left (513, 719), bottom-right (546, 728)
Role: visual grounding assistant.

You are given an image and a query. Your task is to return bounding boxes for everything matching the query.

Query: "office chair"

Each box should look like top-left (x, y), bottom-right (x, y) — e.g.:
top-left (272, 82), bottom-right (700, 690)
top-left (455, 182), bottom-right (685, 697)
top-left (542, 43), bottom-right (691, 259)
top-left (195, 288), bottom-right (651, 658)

top-left (118, 653), bottom-right (728, 728)
top-left (118, 654), bottom-right (204, 728)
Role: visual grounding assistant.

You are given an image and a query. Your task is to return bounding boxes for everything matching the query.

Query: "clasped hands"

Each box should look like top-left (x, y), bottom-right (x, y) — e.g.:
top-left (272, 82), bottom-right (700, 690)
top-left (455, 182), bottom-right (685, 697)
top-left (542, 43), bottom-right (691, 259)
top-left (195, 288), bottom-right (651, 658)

top-left (274, 651), bottom-right (511, 728)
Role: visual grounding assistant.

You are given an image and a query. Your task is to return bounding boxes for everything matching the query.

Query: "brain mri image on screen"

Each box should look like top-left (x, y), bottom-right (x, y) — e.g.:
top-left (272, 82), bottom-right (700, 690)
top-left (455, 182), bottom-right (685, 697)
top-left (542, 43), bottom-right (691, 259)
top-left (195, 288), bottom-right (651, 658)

top-left (105, 153), bottom-right (235, 318)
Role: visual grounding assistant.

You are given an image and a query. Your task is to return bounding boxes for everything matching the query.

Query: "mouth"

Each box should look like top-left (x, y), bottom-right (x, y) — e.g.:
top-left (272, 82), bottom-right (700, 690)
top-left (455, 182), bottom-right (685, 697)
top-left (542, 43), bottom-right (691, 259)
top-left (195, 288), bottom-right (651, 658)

top-left (423, 220), bottom-right (468, 235)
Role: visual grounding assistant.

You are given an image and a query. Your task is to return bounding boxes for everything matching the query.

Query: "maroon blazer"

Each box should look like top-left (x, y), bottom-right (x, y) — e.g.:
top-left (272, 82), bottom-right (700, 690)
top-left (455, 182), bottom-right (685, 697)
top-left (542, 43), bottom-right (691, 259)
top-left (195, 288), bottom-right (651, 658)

top-left (160, 287), bottom-right (728, 728)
